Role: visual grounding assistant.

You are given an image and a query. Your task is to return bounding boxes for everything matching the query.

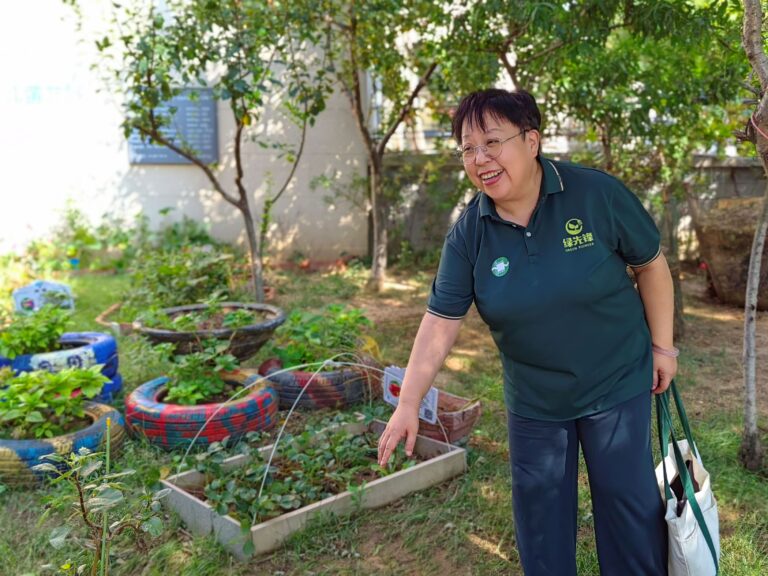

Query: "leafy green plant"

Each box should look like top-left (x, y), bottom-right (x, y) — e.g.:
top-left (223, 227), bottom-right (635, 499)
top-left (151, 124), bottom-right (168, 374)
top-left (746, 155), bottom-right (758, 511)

top-left (197, 425), bottom-right (415, 526)
top-left (122, 246), bottom-right (235, 318)
top-left (164, 341), bottom-right (239, 406)
top-left (137, 292), bottom-right (258, 332)
top-left (266, 304), bottom-right (372, 368)
top-left (0, 305), bottom-right (72, 359)
top-left (0, 366), bottom-right (107, 439)
top-left (34, 431), bottom-right (168, 576)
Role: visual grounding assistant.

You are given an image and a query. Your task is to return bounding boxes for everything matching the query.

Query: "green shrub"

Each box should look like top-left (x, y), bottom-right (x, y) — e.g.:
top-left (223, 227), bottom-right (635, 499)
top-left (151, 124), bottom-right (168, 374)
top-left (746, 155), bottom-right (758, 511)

top-left (0, 306), bottom-right (72, 359)
top-left (0, 366), bottom-right (107, 439)
top-left (123, 246), bottom-right (235, 316)
top-left (266, 304), bottom-right (371, 368)
top-left (164, 341), bottom-right (239, 406)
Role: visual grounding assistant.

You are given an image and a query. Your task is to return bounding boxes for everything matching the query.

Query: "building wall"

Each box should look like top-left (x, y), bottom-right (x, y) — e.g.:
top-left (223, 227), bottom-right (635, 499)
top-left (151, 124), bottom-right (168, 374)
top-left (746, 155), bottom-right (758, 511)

top-left (0, 1), bottom-right (368, 261)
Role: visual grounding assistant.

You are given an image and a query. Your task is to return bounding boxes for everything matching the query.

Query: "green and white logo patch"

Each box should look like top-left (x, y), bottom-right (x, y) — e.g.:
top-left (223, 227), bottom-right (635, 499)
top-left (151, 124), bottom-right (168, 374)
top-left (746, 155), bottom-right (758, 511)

top-left (491, 257), bottom-right (510, 277)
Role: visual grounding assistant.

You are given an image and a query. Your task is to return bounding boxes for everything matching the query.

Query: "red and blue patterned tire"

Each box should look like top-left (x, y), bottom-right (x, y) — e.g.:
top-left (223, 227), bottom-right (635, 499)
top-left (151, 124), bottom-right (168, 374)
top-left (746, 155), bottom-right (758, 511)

top-left (125, 370), bottom-right (279, 450)
top-left (0, 402), bottom-right (126, 488)
top-left (258, 360), bottom-right (373, 409)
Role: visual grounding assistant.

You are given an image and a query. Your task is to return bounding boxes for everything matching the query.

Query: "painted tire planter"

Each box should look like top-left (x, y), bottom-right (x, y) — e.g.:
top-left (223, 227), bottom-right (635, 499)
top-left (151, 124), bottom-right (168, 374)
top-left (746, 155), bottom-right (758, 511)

top-left (125, 370), bottom-right (279, 450)
top-left (0, 332), bottom-right (120, 401)
top-left (417, 390), bottom-right (481, 445)
top-left (133, 302), bottom-right (286, 362)
top-left (95, 374), bottom-right (123, 403)
top-left (0, 402), bottom-right (126, 487)
top-left (257, 359), bottom-right (376, 410)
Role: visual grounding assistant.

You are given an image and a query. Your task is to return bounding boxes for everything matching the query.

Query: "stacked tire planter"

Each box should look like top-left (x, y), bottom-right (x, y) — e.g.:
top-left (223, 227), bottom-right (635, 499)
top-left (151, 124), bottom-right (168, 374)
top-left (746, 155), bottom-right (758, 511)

top-left (0, 402), bottom-right (126, 487)
top-left (0, 332), bottom-right (122, 403)
top-left (258, 358), bottom-right (377, 410)
top-left (125, 370), bottom-right (279, 450)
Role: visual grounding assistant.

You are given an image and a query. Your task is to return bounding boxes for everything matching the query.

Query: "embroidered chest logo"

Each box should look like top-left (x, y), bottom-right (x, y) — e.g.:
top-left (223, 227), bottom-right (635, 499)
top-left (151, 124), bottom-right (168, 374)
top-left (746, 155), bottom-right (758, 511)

top-left (491, 257), bottom-right (510, 277)
top-left (562, 218), bottom-right (595, 253)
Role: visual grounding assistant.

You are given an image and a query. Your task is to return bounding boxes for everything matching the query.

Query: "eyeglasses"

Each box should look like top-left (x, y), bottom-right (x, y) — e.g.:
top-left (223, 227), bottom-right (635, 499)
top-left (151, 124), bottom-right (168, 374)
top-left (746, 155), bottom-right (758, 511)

top-left (456, 129), bottom-right (528, 163)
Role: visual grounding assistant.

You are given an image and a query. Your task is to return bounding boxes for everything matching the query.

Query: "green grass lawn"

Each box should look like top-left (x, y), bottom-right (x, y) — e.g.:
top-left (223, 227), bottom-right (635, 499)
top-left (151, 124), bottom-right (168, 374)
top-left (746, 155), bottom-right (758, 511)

top-left (1, 268), bottom-right (767, 575)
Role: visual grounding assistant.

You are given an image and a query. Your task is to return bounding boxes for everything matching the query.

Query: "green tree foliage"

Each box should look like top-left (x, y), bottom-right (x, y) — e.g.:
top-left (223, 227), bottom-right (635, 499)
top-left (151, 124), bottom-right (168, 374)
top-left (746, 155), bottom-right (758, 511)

top-left (73, 0), bottom-right (333, 301)
top-left (319, 0), bottom-right (498, 290)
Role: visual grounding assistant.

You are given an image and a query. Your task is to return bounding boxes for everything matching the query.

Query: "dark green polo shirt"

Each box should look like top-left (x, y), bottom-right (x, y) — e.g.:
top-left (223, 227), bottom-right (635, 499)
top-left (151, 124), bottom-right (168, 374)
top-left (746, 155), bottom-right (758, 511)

top-left (427, 157), bottom-right (660, 421)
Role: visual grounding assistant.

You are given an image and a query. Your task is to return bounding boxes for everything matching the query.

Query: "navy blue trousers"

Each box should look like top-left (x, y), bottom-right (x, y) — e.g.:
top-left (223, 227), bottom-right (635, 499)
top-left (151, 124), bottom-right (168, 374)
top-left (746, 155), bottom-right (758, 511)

top-left (507, 392), bottom-right (667, 576)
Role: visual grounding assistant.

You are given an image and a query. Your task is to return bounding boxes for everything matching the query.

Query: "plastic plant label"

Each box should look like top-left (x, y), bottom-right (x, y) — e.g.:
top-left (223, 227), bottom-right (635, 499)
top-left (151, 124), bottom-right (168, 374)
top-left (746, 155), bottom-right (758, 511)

top-left (12, 280), bottom-right (75, 313)
top-left (382, 365), bottom-right (438, 424)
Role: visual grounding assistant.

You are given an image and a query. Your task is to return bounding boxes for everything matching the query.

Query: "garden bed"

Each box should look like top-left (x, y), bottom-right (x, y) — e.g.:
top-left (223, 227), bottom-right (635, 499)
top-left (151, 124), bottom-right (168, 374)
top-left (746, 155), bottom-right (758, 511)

top-left (161, 418), bottom-right (466, 559)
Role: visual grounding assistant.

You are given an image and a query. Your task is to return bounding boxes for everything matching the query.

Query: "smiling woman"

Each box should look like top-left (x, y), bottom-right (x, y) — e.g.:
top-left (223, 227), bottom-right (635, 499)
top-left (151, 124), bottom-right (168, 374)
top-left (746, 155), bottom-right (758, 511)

top-left (377, 88), bottom-right (678, 576)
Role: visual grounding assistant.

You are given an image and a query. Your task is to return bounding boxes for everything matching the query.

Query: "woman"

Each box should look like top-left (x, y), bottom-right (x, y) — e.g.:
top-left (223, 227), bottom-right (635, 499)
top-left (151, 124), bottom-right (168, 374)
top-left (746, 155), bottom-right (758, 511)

top-left (377, 88), bottom-right (676, 575)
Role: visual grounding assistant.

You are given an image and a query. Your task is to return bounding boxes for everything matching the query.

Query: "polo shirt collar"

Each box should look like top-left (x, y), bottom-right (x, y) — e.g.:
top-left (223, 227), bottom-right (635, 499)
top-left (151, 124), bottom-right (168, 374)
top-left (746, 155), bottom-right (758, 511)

top-left (479, 156), bottom-right (564, 218)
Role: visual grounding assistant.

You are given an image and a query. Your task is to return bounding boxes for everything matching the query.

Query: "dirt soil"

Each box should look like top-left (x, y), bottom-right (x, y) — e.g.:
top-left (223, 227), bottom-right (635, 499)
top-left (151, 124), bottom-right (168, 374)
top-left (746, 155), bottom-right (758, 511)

top-left (679, 270), bottom-right (768, 419)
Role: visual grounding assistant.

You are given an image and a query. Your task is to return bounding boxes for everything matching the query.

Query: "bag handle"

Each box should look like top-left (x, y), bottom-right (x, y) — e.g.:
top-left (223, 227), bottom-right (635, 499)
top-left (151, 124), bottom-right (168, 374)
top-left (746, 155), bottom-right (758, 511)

top-left (656, 383), bottom-right (719, 574)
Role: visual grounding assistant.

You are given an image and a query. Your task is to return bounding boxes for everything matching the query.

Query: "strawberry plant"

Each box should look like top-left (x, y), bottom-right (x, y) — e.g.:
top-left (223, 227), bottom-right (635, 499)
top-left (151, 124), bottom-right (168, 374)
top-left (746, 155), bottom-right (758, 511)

top-left (163, 340), bottom-right (239, 406)
top-left (196, 425), bottom-right (416, 525)
top-left (0, 305), bottom-right (71, 359)
top-left (0, 366), bottom-right (107, 439)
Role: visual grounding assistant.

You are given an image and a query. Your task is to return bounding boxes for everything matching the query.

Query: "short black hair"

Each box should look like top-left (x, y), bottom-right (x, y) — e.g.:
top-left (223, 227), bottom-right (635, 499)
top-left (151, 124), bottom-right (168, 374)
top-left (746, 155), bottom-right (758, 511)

top-left (451, 88), bottom-right (542, 143)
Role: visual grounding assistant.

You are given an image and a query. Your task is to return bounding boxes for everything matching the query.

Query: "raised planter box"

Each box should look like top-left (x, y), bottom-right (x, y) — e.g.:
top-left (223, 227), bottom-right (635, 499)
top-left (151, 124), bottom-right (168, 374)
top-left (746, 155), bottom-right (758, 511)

top-left (418, 390), bottom-right (481, 445)
top-left (161, 419), bottom-right (466, 560)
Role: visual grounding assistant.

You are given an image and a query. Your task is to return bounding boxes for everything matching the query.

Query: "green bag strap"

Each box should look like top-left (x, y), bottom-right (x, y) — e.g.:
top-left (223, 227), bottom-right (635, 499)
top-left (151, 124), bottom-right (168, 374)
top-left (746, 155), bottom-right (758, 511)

top-left (659, 392), bottom-right (719, 574)
top-left (655, 393), bottom-right (674, 501)
top-left (670, 380), bottom-right (700, 460)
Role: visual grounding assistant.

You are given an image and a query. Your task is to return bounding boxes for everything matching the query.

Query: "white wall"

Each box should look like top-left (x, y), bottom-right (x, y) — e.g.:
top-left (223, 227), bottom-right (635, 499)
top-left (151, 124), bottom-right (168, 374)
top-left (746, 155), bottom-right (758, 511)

top-left (0, 1), bottom-right (368, 261)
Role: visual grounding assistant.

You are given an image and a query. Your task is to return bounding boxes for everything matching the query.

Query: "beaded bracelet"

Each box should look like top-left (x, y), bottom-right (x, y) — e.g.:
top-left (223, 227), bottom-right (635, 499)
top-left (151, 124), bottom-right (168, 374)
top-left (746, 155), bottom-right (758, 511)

top-left (652, 344), bottom-right (680, 358)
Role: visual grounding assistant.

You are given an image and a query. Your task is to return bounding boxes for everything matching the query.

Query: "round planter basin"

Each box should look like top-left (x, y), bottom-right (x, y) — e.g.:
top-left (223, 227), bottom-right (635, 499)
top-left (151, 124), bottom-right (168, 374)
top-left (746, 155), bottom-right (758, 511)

top-left (133, 302), bottom-right (286, 361)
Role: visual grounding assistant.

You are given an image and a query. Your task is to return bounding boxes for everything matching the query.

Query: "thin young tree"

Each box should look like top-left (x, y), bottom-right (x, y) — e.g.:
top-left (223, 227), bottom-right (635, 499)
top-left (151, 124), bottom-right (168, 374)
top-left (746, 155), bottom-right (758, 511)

top-left (736, 0), bottom-right (767, 471)
top-left (74, 0), bottom-right (331, 302)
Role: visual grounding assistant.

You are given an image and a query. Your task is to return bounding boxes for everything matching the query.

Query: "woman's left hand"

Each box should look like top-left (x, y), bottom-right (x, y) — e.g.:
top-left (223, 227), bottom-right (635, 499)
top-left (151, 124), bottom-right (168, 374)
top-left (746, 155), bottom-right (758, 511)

top-left (651, 352), bottom-right (677, 394)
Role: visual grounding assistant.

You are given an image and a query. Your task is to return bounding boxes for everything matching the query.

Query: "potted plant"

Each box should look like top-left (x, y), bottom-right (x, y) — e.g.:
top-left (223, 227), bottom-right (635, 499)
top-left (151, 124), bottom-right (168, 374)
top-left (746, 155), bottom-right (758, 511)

top-left (96, 245), bottom-right (242, 336)
top-left (0, 306), bottom-right (122, 402)
top-left (0, 366), bottom-right (126, 487)
top-left (132, 293), bottom-right (285, 361)
top-left (257, 304), bottom-right (382, 409)
top-left (126, 341), bottom-right (279, 450)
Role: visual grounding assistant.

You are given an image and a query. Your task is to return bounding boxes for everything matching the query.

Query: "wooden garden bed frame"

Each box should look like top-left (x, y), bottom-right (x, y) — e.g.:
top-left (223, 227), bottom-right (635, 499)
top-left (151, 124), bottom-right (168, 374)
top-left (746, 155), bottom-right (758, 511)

top-left (161, 419), bottom-right (466, 560)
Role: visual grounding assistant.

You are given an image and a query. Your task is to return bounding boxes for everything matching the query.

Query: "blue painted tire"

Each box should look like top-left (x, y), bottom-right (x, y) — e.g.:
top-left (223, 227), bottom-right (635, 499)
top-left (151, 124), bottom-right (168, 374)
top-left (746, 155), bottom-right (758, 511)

top-left (0, 402), bottom-right (126, 487)
top-left (95, 373), bottom-right (122, 403)
top-left (0, 332), bottom-right (119, 399)
top-left (101, 353), bottom-right (119, 379)
top-left (125, 370), bottom-right (279, 450)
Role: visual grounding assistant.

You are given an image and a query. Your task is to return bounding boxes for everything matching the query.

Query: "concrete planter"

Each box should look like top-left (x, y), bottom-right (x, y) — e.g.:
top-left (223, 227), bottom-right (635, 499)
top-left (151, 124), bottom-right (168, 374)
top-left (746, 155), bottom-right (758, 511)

top-left (161, 419), bottom-right (466, 560)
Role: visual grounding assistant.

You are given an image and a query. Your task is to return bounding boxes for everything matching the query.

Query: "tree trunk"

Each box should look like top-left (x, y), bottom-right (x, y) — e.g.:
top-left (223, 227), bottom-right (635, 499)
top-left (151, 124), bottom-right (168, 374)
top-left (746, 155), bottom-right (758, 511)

top-left (239, 199), bottom-right (264, 303)
top-left (740, 181), bottom-right (767, 471)
top-left (367, 157), bottom-right (387, 291)
top-left (740, 0), bottom-right (767, 471)
top-left (661, 185), bottom-right (685, 340)
top-left (600, 124), bottom-right (613, 173)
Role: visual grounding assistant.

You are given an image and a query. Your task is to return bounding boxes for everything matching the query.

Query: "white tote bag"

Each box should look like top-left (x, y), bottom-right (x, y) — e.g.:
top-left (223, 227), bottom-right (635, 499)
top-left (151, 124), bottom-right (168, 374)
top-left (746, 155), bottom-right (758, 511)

top-left (655, 383), bottom-right (720, 576)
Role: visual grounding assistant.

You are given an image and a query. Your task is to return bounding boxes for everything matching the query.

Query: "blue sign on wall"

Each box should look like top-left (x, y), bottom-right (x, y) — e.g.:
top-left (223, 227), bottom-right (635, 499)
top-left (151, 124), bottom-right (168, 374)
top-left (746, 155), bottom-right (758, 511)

top-left (128, 88), bottom-right (219, 165)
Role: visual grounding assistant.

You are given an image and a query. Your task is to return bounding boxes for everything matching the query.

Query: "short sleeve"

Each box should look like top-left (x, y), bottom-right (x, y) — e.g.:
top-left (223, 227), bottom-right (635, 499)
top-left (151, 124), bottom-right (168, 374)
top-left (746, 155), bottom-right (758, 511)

top-left (427, 235), bottom-right (474, 319)
top-left (610, 182), bottom-right (661, 267)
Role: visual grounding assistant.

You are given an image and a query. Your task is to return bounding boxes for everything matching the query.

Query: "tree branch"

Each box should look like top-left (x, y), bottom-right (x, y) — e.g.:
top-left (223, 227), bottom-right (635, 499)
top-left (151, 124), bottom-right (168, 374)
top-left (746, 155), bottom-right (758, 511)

top-left (136, 125), bottom-right (239, 207)
top-left (742, 0), bottom-right (768, 120)
top-left (73, 477), bottom-right (99, 532)
top-left (376, 61), bottom-right (438, 157)
top-left (498, 50), bottom-right (520, 87)
top-left (343, 16), bottom-right (377, 162)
